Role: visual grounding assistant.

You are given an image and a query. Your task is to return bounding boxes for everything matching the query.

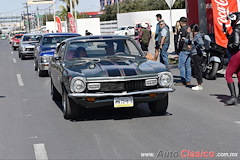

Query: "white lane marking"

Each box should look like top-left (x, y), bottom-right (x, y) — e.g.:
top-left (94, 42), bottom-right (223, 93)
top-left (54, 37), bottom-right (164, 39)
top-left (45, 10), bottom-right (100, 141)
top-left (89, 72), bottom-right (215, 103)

top-left (11, 51), bottom-right (13, 54)
top-left (235, 121), bottom-right (240, 124)
top-left (33, 143), bottom-right (48, 160)
top-left (13, 58), bottom-right (16, 63)
top-left (16, 74), bottom-right (24, 86)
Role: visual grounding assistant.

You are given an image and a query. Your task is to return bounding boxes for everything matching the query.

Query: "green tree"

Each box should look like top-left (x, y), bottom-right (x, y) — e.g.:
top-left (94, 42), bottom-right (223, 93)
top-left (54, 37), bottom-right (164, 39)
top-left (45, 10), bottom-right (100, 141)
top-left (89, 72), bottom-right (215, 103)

top-left (99, 0), bottom-right (185, 21)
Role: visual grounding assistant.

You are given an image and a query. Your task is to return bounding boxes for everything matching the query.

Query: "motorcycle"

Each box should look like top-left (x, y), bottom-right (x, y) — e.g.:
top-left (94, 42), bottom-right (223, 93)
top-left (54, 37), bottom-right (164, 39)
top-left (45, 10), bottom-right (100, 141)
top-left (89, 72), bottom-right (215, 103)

top-left (202, 33), bottom-right (226, 80)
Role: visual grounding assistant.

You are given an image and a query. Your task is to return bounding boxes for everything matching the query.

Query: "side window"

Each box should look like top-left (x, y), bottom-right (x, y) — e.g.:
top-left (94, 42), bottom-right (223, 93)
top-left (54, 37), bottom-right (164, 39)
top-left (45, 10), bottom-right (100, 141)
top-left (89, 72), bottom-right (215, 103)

top-left (58, 42), bottom-right (66, 58)
top-left (126, 40), bottom-right (141, 56)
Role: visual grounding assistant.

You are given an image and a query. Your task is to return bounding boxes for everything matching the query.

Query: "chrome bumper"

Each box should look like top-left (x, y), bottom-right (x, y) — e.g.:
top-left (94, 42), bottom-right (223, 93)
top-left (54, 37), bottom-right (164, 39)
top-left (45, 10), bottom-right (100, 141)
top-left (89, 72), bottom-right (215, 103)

top-left (38, 63), bottom-right (49, 70)
top-left (68, 88), bottom-right (175, 98)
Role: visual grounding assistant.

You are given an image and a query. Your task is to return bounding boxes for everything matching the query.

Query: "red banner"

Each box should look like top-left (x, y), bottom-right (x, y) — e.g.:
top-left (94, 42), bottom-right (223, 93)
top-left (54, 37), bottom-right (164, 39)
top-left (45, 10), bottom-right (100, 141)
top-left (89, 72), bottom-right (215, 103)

top-left (212, 0), bottom-right (238, 48)
top-left (68, 13), bottom-right (77, 33)
top-left (55, 16), bottom-right (62, 33)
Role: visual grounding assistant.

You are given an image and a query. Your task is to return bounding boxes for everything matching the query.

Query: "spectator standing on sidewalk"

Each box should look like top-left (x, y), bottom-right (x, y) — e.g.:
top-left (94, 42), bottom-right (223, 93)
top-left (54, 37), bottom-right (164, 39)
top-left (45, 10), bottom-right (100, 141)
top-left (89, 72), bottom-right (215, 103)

top-left (174, 20), bottom-right (181, 54)
top-left (138, 23), bottom-right (151, 54)
top-left (224, 12), bottom-right (240, 105)
top-left (175, 17), bottom-right (191, 86)
top-left (154, 14), bottom-right (163, 61)
top-left (159, 20), bottom-right (170, 68)
top-left (185, 24), bottom-right (204, 91)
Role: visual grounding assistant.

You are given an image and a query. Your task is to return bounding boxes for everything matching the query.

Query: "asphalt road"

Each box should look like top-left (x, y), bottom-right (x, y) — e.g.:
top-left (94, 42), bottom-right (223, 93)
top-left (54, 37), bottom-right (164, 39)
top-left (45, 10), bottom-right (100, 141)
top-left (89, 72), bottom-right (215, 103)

top-left (0, 40), bottom-right (239, 160)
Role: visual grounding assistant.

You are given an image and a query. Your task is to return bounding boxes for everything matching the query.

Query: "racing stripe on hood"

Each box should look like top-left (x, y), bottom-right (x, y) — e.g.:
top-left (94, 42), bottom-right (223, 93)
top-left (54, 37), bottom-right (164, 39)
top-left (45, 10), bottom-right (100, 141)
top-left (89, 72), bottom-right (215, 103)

top-left (97, 61), bottom-right (122, 77)
top-left (114, 61), bottom-right (138, 76)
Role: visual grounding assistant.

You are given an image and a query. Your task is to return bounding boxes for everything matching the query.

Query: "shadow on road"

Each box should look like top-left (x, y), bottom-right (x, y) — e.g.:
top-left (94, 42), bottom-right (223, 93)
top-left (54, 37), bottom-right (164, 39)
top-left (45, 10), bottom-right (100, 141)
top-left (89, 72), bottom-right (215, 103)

top-left (53, 100), bottom-right (172, 122)
top-left (0, 96), bottom-right (6, 98)
top-left (210, 94), bottom-right (229, 104)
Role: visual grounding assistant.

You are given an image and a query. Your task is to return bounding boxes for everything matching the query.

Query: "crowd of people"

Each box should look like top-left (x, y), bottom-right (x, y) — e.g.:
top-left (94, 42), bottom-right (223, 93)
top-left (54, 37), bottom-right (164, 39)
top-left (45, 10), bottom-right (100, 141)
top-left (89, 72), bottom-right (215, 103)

top-left (137, 12), bottom-right (240, 105)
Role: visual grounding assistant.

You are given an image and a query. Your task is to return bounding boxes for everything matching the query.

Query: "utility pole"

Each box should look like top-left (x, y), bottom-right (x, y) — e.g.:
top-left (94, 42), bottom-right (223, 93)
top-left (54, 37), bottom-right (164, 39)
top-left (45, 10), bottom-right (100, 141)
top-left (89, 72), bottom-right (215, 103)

top-left (24, 3), bottom-right (31, 33)
top-left (37, 7), bottom-right (40, 29)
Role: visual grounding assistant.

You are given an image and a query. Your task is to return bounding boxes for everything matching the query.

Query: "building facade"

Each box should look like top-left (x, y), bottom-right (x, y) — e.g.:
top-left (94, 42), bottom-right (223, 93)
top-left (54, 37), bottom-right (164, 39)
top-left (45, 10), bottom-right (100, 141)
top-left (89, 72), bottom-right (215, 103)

top-left (100, 0), bottom-right (124, 10)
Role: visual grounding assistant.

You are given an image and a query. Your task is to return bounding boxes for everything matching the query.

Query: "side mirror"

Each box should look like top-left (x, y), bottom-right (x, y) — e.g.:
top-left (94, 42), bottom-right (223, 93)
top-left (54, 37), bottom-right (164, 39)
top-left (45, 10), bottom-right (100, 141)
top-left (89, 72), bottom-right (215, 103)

top-left (53, 54), bottom-right (61, 61)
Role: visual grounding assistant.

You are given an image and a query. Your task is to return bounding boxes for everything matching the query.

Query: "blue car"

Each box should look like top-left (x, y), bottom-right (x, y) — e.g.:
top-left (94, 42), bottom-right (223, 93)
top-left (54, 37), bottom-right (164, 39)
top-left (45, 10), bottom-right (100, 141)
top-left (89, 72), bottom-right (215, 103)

top-left (34, 33), bottom-right (81, 77)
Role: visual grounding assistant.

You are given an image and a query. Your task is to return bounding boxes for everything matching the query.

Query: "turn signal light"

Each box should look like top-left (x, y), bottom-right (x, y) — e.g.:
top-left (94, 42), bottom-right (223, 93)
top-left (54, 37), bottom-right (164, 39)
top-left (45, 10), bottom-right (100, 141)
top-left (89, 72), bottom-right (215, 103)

top-left (86, 97), bottom-right (96, 102)
top-left (149, 93), bottom-right (157, 97)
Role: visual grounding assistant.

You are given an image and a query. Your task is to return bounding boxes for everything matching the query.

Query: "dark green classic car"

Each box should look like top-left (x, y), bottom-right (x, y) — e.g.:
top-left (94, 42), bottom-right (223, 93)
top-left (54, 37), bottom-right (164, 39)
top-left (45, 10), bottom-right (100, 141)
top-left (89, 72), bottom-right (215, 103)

top-left (49, 35), bottom-right (175, 120)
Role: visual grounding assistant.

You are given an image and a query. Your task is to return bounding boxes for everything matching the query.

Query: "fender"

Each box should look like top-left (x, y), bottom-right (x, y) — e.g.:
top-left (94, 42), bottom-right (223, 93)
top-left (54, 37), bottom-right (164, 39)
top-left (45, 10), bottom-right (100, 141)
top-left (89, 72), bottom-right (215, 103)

top-left (209, 56), bottom-right (221, 63)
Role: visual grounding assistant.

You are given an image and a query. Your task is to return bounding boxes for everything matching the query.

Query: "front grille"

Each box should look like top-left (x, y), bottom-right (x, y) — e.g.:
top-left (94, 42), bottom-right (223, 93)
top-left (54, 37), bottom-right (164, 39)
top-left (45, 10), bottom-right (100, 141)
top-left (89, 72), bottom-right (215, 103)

top-left (26, 48), bottom-right (34, 51)
top-left (98, 80), bottom-right (148, 92)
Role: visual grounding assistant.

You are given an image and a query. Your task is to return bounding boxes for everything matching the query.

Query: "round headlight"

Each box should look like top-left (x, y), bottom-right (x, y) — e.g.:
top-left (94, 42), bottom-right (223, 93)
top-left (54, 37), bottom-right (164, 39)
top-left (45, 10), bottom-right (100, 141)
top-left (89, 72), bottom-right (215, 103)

top-left (158, 72), bottom-right (173, 87)
top-left (70, 78), bottom-right (86, 93)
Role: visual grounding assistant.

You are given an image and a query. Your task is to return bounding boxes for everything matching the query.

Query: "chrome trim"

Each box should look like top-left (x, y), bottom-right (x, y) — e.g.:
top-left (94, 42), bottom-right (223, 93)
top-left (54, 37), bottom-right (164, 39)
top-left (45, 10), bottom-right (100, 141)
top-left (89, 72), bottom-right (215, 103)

top-left (86, 74), bottom-right (159, 82)
top-left (68, 88), bottom-right (175, 98)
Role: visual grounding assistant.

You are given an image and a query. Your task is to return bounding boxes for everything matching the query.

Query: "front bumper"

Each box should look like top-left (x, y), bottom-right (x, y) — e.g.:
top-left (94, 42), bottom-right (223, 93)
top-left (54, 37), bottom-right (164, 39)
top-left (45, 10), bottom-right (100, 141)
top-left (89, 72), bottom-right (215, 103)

top-left (22, 51), bottom-right (34, 56)
top-left (68, 88), bottom-right (175, 108)
top-left (38, 62), bottom-right (49, 71)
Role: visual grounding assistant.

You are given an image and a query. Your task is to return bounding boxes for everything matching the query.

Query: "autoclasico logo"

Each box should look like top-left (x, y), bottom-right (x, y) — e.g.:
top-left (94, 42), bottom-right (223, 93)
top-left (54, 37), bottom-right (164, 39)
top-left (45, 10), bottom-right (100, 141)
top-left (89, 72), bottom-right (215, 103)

top-left (181, 150), bottom-right (215, 158)
top-left (156, 150), bottom-right (215, 158)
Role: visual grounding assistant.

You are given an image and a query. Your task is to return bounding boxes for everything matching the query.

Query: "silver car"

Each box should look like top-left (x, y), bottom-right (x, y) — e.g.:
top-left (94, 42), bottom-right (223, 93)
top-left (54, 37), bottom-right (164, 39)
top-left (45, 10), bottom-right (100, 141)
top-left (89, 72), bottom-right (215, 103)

top-left (18, 33), bottom-right (42, 60)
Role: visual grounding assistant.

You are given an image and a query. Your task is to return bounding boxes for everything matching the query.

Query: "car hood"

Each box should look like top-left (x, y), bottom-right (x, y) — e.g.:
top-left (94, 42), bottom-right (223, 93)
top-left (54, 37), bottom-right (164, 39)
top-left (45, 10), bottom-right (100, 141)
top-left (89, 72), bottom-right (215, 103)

top-left (21, 42), bottom-right (36, 48)
top-left (65, 57), bottom-right (167, 78)
top-left (39, 46), bottom-right (56, 56)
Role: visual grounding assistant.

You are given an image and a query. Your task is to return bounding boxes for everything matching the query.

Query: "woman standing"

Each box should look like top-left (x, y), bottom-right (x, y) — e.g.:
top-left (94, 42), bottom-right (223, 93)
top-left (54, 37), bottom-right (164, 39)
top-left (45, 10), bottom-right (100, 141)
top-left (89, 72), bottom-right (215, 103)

top-left (225, 12), bottom-right (240, 105)
top-left (188, 24), bottom-right (204, 91)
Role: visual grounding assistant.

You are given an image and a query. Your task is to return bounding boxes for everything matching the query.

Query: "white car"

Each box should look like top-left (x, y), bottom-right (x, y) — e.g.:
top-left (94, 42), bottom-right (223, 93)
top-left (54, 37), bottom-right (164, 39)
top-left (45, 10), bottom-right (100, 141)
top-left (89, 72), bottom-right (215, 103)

top-left (114, 26), bottom-right (135, 36)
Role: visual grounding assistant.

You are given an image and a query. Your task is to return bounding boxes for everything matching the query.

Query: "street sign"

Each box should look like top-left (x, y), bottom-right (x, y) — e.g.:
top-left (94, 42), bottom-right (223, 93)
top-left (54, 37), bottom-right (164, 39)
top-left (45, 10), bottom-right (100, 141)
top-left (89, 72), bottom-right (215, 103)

top-left (165, 0), bottom-right (176, 8)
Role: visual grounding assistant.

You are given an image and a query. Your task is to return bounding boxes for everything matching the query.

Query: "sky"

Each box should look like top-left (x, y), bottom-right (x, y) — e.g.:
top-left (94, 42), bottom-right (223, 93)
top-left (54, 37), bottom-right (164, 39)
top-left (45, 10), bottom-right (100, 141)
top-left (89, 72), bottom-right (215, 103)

top-left (0, 0), bottom-right (100, 16)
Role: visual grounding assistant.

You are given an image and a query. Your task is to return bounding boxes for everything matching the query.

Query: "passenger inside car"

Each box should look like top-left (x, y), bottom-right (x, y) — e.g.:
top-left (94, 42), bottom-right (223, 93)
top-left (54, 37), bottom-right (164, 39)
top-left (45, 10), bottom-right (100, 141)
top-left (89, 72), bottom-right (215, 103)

top-left (105, 41), bottom-right (115, 55)
top-left (74, 47), bottom-right (87, 58)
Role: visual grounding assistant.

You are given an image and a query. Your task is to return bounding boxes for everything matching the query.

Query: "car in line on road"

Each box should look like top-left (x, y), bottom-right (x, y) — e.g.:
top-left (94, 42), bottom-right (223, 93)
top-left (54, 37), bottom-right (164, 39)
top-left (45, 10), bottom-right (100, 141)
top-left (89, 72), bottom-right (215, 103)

top-left (114, 26), bottom-right (135, 36)
top-left (49, 35), bottom-right (175, 120)
top-left (12, 34), bottom-right (23, 51)
top-left (18, 33), bottom-right (42, 60)
top-left (8, 30), bottom-right (27, 44)
top-left (34, 33), bottom-right (81, 76)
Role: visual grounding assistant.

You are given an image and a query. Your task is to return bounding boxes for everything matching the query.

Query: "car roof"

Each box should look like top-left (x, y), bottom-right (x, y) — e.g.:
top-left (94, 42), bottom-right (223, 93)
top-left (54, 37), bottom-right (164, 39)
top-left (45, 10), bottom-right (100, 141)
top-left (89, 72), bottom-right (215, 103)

top-left (42, 33), bottom-right (81, 37)
top-left (23, 33), bottom-right (43, 36)
top-left (63, 35), bottom-right (130, 42)
top-left (14, 34), bottom-right (23, 36)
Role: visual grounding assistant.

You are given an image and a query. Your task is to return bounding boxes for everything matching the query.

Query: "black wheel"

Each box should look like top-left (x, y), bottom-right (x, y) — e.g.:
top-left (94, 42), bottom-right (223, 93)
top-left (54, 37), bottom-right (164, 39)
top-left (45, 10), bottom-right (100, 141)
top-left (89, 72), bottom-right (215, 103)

top-left (18, 51), bottom-right (21, 58)
top-left (148, 94), bottom-right (168, 114)
top-left (34, 59), bottom-right (38, 71)
top-left (13, 47), bottom-right (16, 51)
top-left (51, 80), bottom-right (61, 101)
top-left (38, 68), bottom-right (45, 77)
top-left (20, 54), bottom-right (25, 60)
top-left (62, 88), bottom-right (81, 120)
top-left (205, 62), bottom-right (219, 80)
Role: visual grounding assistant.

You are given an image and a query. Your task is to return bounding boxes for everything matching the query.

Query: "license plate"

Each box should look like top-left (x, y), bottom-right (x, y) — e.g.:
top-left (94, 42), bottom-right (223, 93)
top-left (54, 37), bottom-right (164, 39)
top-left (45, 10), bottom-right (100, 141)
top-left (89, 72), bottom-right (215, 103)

top-left (114, 96), bottom-right (134, 108)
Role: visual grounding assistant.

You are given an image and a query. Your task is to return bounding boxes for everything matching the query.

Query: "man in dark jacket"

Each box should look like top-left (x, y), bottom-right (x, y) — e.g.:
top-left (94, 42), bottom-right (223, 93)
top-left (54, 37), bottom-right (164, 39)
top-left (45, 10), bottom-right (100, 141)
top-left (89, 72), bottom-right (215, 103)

top-left (175, 17), bottom-right (191, 86)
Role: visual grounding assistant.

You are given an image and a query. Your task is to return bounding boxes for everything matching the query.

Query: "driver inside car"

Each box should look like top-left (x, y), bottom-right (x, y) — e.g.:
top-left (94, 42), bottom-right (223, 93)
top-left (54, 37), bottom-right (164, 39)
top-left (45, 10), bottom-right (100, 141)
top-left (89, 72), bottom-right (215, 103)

top-left (74, 47), bottom-right (87, 58)
top-left (105, 41), bottom-right (115, 55)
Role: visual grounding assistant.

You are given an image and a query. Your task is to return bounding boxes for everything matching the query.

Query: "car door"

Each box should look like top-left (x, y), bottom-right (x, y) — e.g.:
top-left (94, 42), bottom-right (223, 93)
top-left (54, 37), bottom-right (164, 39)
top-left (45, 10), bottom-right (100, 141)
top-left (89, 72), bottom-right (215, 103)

top-left (51, 42), bottom-right (66, 94)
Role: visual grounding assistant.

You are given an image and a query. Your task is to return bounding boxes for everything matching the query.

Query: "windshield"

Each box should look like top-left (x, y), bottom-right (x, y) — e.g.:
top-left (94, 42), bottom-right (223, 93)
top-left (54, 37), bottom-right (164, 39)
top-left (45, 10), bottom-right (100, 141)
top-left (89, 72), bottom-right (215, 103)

top-left (15, 35), bottom-right (22, 39)
top-left (117, 27), bottom-right (126, 31)
top-left (65, 39), bottom-right (142, 61)
top-left (23, 35), bottom-right (41, 42)
top-left (42, 36), bottom-right (75, 46)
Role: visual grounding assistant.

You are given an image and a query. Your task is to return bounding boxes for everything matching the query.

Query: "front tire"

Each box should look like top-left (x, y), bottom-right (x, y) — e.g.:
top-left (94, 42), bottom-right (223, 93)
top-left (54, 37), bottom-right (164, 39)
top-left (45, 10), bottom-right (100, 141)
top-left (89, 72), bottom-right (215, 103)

top-left (20, 53), bottom-right (25, 60)
top-left (205, 62), bottom-right (219, 80)
top-left (148, 94), bottom-right (168, 114)
top-left (62, 88), bottom-right (80, 120)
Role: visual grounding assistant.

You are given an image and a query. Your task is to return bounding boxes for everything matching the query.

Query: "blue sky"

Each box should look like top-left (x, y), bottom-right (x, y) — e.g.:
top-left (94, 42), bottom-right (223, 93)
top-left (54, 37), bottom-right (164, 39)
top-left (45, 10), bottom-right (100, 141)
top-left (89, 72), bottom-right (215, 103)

top-left (0, 0), bottom-right (100, 15)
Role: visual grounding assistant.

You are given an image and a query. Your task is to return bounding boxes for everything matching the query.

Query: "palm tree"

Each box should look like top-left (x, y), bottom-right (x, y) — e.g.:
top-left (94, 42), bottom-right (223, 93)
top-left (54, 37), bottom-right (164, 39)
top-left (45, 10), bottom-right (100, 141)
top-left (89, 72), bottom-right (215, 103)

top-left (59, 0), bottom-right (79, 32)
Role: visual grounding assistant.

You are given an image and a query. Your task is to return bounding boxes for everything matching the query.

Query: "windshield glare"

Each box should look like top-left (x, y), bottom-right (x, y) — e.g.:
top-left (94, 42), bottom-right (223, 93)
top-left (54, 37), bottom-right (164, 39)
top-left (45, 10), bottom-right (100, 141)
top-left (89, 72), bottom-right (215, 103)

top-left (65, 39), bottom-right (142, 61)
top-left (42, 36), bottom-right (75, 46)
top-left (23, 35), bottom-right (41, 42)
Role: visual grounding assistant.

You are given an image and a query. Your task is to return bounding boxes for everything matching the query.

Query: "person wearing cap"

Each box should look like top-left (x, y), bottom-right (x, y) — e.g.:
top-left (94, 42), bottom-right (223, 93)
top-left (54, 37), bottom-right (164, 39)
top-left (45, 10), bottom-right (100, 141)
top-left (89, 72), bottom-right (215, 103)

top-left (139, 23), bottom-right (151, 53)
top-left (154, 14), bottom-right (163, 61)
top-left (159, 20), bottom-right (170, 68)
top-left (175, 17), bottom-right (192, 86)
